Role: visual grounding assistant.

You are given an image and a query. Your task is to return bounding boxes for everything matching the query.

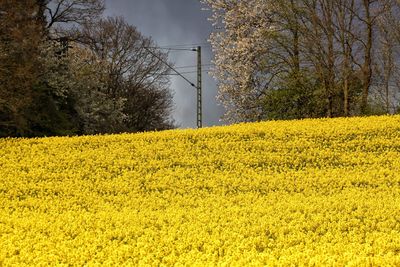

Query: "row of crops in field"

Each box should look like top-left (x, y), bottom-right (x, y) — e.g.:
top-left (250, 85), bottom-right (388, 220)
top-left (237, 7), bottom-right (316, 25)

top-left (1, 115), bottom-right (400, 265)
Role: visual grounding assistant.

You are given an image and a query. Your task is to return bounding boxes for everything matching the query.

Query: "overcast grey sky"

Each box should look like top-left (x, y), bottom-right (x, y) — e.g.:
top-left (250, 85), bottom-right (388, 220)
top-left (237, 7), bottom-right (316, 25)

top-left (104, 0), bottom-right (225, 128)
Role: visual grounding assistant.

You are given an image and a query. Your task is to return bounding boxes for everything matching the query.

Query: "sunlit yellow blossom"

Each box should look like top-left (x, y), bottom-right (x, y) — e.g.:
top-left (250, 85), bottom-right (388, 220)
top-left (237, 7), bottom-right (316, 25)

top-left (1, 115), bottom-right (400, 265)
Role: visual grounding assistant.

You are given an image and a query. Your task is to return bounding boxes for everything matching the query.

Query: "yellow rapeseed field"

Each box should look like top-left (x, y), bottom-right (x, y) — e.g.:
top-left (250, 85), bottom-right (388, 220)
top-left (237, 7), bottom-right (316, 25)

top-left (1, 115), bottom-right (400, 266)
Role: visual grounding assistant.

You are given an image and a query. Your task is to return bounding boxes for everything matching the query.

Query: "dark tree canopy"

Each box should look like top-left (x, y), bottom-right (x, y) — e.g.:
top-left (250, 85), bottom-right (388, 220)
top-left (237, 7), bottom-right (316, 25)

top-left (0, 1), bottom-right (175, 137)
top-left (0, 0), bottom-right (44, 136)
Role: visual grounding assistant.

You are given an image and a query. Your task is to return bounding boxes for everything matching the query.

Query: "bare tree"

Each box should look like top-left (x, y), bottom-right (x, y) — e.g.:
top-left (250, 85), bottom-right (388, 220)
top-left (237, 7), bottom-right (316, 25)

top-left (333, 0), bottom-right (357, 116)
top-left (78, 17), bottom-right (175, 131)
top-left (359, 0), bottom-right (374, 113)
top-left (37, 0), bottom-right (104, 32)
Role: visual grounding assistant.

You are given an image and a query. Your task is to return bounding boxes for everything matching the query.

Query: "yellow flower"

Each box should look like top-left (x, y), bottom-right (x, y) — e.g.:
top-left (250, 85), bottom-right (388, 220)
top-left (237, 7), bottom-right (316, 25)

top-left (1, 115), bottom-right (400, 265)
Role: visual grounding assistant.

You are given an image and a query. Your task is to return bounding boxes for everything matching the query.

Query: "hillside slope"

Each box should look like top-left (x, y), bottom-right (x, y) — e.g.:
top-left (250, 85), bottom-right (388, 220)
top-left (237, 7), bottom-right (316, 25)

top-left (1, 115), bottom-right (400, 265)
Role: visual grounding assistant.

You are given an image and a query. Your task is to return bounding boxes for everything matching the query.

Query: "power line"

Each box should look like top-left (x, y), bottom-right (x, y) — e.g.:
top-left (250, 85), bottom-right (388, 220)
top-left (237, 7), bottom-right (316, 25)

top-left (157, 42), bottom-right (210, 48)
top-left (142, 46), bottom-right (197, 88)
top-left (174, 70), bottom-right (212, 75)
top-left (175, 63), bottom-right (214, 69)
top-left (155, 70), bottom-right (211, 75)
top-left (144, 47), bottom-right (196, 51)
top-left (144, 43), bottom-right (206, 128)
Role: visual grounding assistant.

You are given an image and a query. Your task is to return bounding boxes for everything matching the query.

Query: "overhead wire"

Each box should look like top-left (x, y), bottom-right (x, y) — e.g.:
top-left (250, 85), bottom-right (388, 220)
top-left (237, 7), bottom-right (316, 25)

top-left (167, 70), bottom-right (212, 75)
top-left (175, 63), bottom-right (214, 69)
top-left (142, 43), bottom-right (214, 86)
top-left (144, 42), bottom-right (210, 128)
top-left (145, 47), bottom-right (197, 51)
top-left (156, 42), bottom-right (210, 48)
top-left (142, 46), bottom-right (197, 88)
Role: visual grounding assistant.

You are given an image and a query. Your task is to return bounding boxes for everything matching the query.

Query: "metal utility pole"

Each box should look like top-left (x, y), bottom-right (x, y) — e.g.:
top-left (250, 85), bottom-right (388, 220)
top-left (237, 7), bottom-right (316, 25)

top-left (145, 45), bottom-right (203, 128)
top-left (196, 46), bottom-right (202, 128)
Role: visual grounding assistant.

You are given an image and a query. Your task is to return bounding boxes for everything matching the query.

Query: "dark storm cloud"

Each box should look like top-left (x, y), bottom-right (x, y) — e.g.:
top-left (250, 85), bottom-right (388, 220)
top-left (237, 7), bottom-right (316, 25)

top-left (104, 0), bottom-right (225, 128)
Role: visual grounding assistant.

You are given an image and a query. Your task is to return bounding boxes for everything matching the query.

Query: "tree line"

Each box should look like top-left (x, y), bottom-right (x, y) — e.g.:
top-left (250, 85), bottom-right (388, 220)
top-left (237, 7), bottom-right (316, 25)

top-left (203, 0), bottom-right (400, 123)
top-left (0, 0), bottom-right (175, 137)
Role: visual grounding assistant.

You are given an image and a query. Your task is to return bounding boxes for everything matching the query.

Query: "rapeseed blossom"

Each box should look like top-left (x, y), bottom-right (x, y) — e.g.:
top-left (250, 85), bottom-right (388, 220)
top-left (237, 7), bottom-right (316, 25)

top-left (1, 115), bottom-right (400, 265)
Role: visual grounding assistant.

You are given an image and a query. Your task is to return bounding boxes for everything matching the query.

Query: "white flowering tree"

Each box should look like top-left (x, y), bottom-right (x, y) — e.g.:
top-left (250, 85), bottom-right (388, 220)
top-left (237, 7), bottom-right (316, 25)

top-left (203, 0), bottom-right (322, 122)
top-left (203, 0), bottom-right (400, 122)
top-left (65, 45), bottom-right (127, 134)
top-left (202, 0), bottom-right (275, 122)
top-left (39, 41), bottom-right (126, 134)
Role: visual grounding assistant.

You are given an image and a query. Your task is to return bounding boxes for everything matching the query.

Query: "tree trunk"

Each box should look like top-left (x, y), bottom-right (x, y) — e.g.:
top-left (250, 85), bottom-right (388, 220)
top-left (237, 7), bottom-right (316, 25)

top-left (343, 74), bottom-right (349, 116)
top-left (361, 0), bottom-right (373, 114)
top-left (290, 0), bottom-right (300, 76)
top-left (326, 1), bottom-right (335, 117)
